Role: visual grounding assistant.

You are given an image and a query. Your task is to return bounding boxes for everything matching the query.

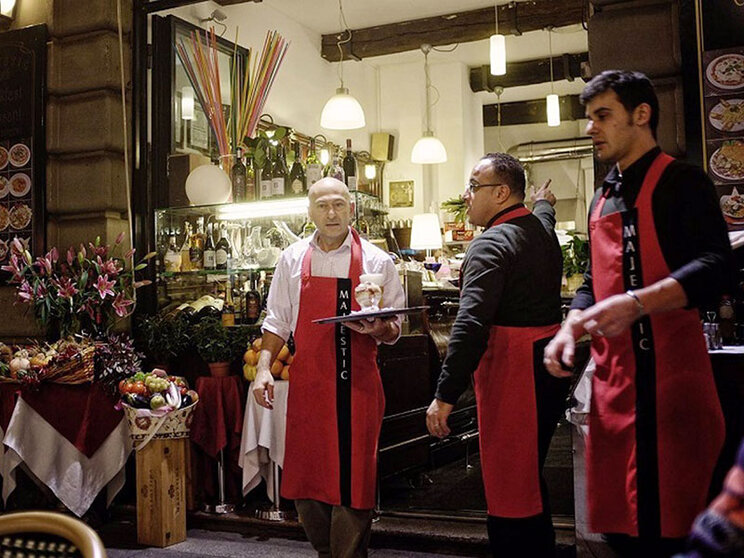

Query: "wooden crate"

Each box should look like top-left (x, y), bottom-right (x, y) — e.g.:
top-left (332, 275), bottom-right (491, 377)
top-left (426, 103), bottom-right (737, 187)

top-left (136, 438), bottom-right (188, 547)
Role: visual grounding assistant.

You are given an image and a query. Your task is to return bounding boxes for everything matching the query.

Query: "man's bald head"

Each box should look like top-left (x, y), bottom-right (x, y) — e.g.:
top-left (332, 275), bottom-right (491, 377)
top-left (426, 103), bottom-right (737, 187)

top-left (308, 177), bottom-right (351, 203)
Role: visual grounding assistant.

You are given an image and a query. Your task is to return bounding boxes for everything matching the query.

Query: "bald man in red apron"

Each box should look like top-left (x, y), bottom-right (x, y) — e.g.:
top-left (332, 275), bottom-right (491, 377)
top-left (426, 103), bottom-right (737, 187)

top-left (253, 178), bottom-right (405, 558)
top-left (545, 71), bottom-right (732, 558)
top-left (427, 153), bottom-right (569, 557)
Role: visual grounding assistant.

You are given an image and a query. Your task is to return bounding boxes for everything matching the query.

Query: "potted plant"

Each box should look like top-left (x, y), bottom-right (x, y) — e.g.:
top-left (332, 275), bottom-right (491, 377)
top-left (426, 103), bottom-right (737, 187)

top-left (562, 233), bottom-right (589, 293)
top-left (136, 313), bottom-right (191, 372)
top-left (191, 317), bottom-right (241, 377)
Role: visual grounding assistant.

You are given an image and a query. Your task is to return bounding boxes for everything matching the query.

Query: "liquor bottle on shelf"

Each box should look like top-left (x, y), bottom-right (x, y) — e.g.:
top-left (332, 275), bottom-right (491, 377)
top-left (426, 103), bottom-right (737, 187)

top-left (164, 235), bottom-right (181, 273)
top-left (180, 221), bottom-right (192, 272)
top-left (329, 153), bottom-right (345, 183)
top-left (289, 142), bottom-right (306, 196)
top-left (231, 146), bottom-right (247, 203)
top-left (260, 145), bottom-right (273, 199)
top-left (221, 280), bottom-right (236, 327)
top-left (203, 222), bottom-right (216, 270)
top-left (189, 217), bottom-right (205, 270)
top-left (719, 295), bottom-right (736, 345)
top-left (272, 145), bottom-right (287, 198)
top-left (215, 223), bottom-right (232, 270)
top-left (306, 138), bottom-right (323, 186)
top-left (243, 271), bottom-right (262, 324)
top-left (245, 152), bottom-right (257, 201)
top-left (343, 138), bottom-right (357, 190)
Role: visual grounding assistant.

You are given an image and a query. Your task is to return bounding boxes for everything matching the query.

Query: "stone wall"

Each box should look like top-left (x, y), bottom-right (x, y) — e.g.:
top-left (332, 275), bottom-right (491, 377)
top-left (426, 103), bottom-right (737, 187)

top-left (1, 0), bottom-right (132, 340)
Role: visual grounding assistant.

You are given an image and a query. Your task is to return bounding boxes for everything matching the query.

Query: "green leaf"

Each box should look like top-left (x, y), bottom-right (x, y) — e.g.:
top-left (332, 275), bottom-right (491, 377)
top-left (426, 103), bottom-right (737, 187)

top-left (95, 236), bottom-right (101, 247)
top-left (134, 263), bottom-right (147, 271)
top-left (143, 251), bottom-right (157, 261)
top-left (79, 270), bottom-right (88, 289)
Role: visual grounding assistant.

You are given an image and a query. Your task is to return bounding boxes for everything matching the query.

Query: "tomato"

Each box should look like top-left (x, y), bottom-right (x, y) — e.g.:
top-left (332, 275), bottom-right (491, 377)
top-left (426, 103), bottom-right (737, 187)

top-left (131, 381), bottom-right (147, 396)
top-left (119, 378), bottom-right (135, 395)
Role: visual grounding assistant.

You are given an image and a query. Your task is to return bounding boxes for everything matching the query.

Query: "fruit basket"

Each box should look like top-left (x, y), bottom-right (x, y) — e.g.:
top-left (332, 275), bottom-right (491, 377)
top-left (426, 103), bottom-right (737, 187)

top-left (0, 339), bottom-right (96, 386)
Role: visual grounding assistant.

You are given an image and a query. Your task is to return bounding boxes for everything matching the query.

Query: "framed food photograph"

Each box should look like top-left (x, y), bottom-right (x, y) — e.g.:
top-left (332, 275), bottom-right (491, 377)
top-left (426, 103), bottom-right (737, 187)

top-left (389, 180), bottom-right (414, 208)
top-left (705, 95), bottom-right (744, 139)
top-left (703, 48), bottom-right (744, 98)
top-left (708, 139), bottom-right (744, 185)
top-left (717, 184), bottom-right (744, 231)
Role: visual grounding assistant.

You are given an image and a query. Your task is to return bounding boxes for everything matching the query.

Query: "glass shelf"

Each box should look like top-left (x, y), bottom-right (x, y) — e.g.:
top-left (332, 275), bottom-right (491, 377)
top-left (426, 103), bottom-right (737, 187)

top-left (159, 267), bottom-right (275, 279)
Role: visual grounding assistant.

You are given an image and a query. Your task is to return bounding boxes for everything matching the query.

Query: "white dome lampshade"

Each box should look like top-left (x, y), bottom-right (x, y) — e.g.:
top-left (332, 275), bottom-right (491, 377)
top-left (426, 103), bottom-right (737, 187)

top-left (411, 132), bottom-right (447, 164)
top-left (185, 164), bottom-right (232, 206)
top-left (410, 213), bottom-right (443, 252)
top-left (320, 87), bottom-right (366, 130)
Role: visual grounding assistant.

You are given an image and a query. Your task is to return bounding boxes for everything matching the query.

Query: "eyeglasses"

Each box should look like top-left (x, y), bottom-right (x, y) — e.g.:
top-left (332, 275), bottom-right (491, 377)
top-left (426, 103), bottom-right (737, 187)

top-left (465, 180), bottom-right (505, 195)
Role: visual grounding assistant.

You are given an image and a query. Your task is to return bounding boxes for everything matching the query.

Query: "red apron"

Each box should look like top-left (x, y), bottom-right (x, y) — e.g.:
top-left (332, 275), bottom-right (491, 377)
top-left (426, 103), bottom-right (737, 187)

top-left (472, 205), bottom-right (561, 517)
top-left (587, 152), bottom-right (725, 538)
top-left (281, 228), bottom-right (383, 510)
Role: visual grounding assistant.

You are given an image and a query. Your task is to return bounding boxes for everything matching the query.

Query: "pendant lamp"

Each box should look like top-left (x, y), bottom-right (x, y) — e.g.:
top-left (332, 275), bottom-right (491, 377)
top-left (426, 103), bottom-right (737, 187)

top-left (489, 3), bottom-right (506, 76)
top-left (411, 44), bottom-right (447, 164)
top-left (321, 1), bottom-right (365, 130)
top-left (546, 27), bottom-right (560, 127)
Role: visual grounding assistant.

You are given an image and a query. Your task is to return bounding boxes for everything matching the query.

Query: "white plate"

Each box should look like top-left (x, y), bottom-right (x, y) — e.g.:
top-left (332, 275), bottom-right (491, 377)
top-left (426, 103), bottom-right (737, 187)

top-left (0, 147), bottom-right (7, 170)
top-left (0, 176), bottom-right (8, 198)
top-left (9, 173), bottom-right (30, 197)
top-left (707, 53), bottom-right (744, 91)
top-left (8, 143), bottom-right (30, 168)
top-left (710, 141), bottom-right (744, 182)
top-left (709, 98), bottom-right (744, 133)
top-left (720, 187), bottom-right (744, 221)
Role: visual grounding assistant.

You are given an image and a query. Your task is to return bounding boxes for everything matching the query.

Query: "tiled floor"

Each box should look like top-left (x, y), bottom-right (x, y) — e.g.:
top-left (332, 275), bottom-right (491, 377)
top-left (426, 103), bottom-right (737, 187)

top-left (105, 528), bottom-right (466, 557)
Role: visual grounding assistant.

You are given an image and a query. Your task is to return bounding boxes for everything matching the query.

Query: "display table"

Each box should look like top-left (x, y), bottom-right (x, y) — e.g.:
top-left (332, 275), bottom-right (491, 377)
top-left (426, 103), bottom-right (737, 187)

top-left (189, 375), bottom-right (244, 504)
top-left (239, 380), bottom-right (288, 501)
top-left (0, 383), bottom-right (130, 517)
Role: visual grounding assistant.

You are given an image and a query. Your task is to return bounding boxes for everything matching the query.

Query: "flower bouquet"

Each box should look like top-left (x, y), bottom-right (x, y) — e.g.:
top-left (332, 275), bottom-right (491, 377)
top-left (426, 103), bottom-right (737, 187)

top-left (1, 234), bottom-right (154, 340)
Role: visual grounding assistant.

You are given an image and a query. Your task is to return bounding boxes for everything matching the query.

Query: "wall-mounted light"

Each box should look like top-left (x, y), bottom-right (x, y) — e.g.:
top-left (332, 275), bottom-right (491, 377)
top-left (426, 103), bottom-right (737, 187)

top-left (411, 44), bottom-right (447, 164)
top-left (546, 27), bottom-right (560, 127)
top-left (181, 86), bottom-right (194, 120)
top-left (489, 3), bottom-right (506, 76)
top-left (259, 113), bottom-right (276, 138)
top-left (364, 164), bottom-right (376, 180)
top-left (0, 0), bottom-right (18, 25)
top-left (319, 146), bottom-right (331, 167)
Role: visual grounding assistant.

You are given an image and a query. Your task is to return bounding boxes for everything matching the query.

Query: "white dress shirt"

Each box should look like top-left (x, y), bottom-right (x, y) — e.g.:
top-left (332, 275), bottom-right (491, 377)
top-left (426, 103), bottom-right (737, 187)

top-left (261, 228), bottom-right (405, 344)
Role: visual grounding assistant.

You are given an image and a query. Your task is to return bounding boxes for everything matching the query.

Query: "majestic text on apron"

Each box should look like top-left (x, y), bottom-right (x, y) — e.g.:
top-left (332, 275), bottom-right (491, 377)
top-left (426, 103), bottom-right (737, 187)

top-left (587, 152), bottom-right (724, 538)
top-left (471, 205), bottom-right (563, 517)
top-left (281, 228), bottom-right (383, 510)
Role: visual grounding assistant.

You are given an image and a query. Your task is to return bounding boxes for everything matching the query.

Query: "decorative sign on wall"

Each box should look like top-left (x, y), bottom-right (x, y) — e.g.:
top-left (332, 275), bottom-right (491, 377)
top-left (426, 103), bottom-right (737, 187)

top-left (389, 180), bottom-right (414, 208)
top-left (698, 1), bottom-right (744, 230)
top-left (0, 25), bottom-right (46, 280)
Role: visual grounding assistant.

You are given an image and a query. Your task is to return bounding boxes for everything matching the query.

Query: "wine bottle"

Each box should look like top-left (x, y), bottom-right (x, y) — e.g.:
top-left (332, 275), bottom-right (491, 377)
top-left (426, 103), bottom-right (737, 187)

top-left (330, 154), bottom-right (345, 184)
top-left (272, 145), bottom-right (287, 198)
top-left (221, 281), bottom-right (236, 327)
top-left (289, 142), bottom-right (306, 196)
top-left (306, 138), bottom-right (323, 186)
top-left (260, 145), bottom-right (273, 199)
top-left (343, 138), bottom-right (357, 190)
top-left (203, 222), bottom-right (216, 270)
top-left (243, 271), bottom-right (262, 325)
top-left (189, 217), bottom-right (205, 270)
top-left (164, 235), bottom-right (182, 273)
top-left (215, 223), bottom-right (232, 270)
top-left (231, 146), bottom-right (247, 202)
top-left (245, 152), bottom-right (256, 201)
top-left (180, 221), bottom-right (192, 272)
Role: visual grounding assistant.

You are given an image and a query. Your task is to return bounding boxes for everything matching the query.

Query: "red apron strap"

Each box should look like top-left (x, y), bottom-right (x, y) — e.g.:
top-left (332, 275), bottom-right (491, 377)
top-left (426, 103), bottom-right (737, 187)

top-left (635, 152), bottom-right (675, 210)
top-left (489, 205), bottom-right (531, 228)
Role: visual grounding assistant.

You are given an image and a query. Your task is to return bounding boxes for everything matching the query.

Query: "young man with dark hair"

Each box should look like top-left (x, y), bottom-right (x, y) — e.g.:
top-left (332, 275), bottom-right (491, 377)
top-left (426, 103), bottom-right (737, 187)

top-left (545, 69), bottom-right (733, 557)
top-left (427, 153), bottom-right (570, 556)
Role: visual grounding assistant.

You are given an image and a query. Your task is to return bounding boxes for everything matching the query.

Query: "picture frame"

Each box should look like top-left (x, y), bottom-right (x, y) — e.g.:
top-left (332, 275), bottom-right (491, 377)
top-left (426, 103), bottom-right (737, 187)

top-left (389, 180), bottom-right (414, 208)
top-left (189, 104), bottom-right (209, 153)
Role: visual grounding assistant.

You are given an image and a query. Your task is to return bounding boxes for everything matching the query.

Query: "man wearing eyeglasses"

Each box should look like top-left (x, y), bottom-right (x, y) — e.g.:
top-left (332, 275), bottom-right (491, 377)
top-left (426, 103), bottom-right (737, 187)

top-left (426, 152), bottom-right (570, 557)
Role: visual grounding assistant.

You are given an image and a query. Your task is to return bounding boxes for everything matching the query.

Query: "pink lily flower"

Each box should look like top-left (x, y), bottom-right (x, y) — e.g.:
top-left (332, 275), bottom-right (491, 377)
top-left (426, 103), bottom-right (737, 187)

top-left (95, 274), bottom-right (116, 299)
top-left (112, 293), bottom-right (134, 317)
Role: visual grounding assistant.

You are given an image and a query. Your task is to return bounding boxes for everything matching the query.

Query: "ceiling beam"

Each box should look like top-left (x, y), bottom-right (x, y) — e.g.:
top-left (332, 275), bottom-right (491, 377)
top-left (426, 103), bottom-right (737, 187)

top-left (321, 0), bottom-right (586, 62)
top-left (483, 94), bottom-right (585, 127)
top-left (214, 0), bottom-right (263, 5)
top-left (470, 52), bottom-right (590, 92)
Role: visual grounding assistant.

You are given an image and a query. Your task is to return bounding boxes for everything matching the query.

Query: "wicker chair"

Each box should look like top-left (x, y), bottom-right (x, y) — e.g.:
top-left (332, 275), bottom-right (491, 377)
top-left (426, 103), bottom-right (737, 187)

top-left (0, 511), bottom-right (107, 558)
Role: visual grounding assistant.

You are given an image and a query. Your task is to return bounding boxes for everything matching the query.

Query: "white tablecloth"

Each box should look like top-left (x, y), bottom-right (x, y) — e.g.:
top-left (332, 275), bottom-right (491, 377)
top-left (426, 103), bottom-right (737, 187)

top-left (1, 397), bottom-right (131, 517)
top-left (239, 381), bottom-right (288, 501)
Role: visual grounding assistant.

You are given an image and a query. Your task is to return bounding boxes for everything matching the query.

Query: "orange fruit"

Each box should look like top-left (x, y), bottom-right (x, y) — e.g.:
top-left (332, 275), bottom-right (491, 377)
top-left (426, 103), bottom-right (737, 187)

top-left (280, 365), bottom-right (290, 381)
top-left (285, 354), bottom-right (294, 365)
top-left (270, 359), bottom-right (283, 377)
top-left (252, 337), bottom-right (263, 351)
top-left (243, 349), bottom-right (258, 366)
top-left (277, 345), bottom-right (290, 362)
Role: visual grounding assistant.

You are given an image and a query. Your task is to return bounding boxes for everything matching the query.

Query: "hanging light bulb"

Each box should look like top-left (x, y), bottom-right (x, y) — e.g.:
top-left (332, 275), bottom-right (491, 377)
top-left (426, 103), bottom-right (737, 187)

top-left (320, 147), bottom-right (331, 166)
top-left (489, 3), bottom-right (506, 76)
top-left (411, 44), bottom-right (447, 164)
top-left (546, 27), bottom-right (560, 127)
top-left (181, 86), bottom-right (194, 120)
top-left (364, 163), bottom-right (377, 180)
top-left (321, 1), bottom-right (366, 130)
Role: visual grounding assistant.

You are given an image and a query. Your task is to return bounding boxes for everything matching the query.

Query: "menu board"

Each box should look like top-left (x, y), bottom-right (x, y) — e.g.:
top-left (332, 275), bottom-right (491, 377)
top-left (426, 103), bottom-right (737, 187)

top-left (698, 2), bottom-right (744, 230)
top-left (0, 25), bottom-right (46, 278)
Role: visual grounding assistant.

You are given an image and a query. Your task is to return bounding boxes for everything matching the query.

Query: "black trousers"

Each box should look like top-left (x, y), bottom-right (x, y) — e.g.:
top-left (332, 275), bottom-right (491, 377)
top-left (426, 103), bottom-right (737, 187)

top-left (603, 533), bottom-right (687, 558)
top-left (295, 499), bottom-right (374, 558)
top-left (486, 345), bottom-right (571, 558)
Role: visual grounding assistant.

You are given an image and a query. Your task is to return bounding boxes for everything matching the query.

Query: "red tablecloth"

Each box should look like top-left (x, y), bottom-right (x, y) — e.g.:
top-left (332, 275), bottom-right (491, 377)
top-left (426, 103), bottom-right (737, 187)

top-left (20, 383), bottom-right (123, 458)
top-left (0, 384), bottom-right (18, 432)
top-left (191, 375), bottom-right (244, 458)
